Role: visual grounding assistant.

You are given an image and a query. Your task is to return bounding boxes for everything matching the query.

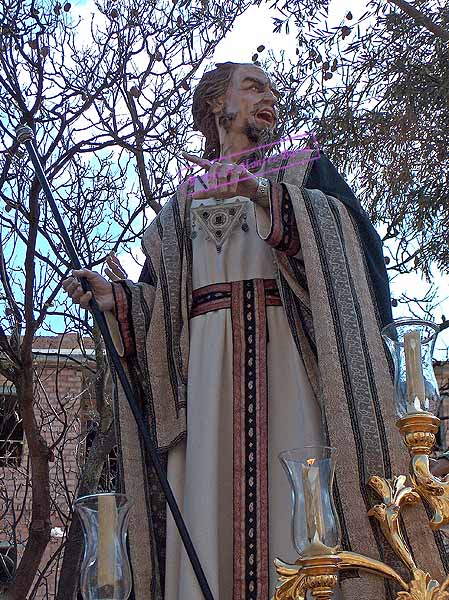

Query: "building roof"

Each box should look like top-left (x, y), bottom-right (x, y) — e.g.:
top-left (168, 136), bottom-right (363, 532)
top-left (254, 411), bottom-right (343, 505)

top-left (32, 333), bottom-right (95, 351)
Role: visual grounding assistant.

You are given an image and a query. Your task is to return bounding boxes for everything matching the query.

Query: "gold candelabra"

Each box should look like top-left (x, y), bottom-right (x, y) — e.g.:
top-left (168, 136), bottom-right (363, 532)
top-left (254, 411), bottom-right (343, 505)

top-left (274, 319), bottom-right (449, 600)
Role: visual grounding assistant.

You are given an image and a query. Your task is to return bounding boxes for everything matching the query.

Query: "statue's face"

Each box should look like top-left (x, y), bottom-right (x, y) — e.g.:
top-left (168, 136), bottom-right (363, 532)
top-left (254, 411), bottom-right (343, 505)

top-left (218, 64), bottom-right (279, 148)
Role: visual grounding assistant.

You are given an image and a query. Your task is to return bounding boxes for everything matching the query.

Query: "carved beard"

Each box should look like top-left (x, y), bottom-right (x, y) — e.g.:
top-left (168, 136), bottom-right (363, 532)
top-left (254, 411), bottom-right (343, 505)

top-left (242, 120), bottom-right (274, 169)
top-left (218, 108), bottom-right (275, 167)
top-left (244, 120), bottom-right (274, 146)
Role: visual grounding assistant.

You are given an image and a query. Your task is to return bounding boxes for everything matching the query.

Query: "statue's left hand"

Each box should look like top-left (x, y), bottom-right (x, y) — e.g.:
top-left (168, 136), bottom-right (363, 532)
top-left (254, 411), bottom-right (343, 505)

top-left (104, 252), bottom-right (128, 282)
top-left (182, 152), bottom-right (259, 200)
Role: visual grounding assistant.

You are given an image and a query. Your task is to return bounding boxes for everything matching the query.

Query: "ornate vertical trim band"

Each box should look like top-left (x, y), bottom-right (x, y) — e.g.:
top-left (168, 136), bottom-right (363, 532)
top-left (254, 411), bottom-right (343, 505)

top-left (231, 279), bottom-right (269, 600)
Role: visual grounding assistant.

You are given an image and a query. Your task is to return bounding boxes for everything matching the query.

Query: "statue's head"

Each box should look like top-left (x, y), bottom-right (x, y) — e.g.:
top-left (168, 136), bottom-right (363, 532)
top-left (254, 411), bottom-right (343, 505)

top-left (192, 62), bottom-right (279, 160)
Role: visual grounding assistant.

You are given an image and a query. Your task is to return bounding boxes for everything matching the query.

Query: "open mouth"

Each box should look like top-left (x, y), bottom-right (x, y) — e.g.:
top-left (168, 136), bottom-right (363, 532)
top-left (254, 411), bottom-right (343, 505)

top-left (255, 108), bottom-right (276, 127)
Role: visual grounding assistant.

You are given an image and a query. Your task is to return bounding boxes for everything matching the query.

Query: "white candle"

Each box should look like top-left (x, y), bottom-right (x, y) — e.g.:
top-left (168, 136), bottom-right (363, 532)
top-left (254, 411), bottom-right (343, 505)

top-left (302, 458), bottom-right (325, 547)
top-left (98, 495), bottom-right (117, 590)
top-left (404, 331), bottom-right (426, 412)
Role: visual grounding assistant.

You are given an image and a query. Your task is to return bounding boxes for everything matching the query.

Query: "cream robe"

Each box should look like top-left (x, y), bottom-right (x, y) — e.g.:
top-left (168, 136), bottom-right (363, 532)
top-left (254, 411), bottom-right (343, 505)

top-left (164, 194), bottom-right (324, 600)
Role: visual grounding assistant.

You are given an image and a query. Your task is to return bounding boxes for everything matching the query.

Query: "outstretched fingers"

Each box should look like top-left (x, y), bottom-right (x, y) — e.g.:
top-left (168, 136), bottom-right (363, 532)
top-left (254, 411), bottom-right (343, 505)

top-left (215, 163), bottom-right (238, 198)
top-left (105, 253), bottom-right (127, 281)
top-left (182, 152), bottom-right (212, 170)
top-left (183, 150), bottom-right (248, 199)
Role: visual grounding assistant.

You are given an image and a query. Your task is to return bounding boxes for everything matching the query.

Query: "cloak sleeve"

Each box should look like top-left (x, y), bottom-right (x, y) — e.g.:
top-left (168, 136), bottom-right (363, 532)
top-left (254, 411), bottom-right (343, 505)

top-left (103, 252), bottom-right (160, 357)
top-left (253, 181), bottom-right (301, 257)
top-left (255, 149), bottom-right (393, 328)
top-left (105, 264), bottom-right (158, 358)
top-left (110, 281), bottom-right (134, 356)
top-left (106, 186), bottom-right (191, 451)
top-left (103, 207), bottom-right (163, 359)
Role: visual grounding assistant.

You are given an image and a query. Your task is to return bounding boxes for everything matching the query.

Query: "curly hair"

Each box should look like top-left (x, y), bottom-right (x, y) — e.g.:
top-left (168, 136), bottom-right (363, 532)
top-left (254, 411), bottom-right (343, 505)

top-left (192, 62), bottom-right (243, 160)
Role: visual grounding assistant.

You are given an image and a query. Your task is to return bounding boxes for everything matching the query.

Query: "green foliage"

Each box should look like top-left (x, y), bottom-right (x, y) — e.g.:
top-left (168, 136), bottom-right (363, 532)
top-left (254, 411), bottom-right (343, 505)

top-left (264, 0), bottom-right (449, 278)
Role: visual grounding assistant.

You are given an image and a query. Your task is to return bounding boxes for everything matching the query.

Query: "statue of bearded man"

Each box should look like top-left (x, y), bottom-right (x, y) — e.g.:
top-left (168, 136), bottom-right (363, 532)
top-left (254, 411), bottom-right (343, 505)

top-left (64, 62), bottom-right (448, 600)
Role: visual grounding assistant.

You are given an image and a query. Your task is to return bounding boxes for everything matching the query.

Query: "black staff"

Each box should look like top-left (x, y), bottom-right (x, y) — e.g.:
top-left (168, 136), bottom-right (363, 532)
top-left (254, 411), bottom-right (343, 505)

top-left (16, 125), bottom-right (214, 600)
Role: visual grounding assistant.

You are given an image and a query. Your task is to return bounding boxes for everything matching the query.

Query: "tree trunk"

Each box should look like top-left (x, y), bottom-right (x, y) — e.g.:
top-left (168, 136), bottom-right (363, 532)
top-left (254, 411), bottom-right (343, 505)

top-left (8, 375), bottom-right (51, 599)
top-left (8, 177), bottom-right (52, 600)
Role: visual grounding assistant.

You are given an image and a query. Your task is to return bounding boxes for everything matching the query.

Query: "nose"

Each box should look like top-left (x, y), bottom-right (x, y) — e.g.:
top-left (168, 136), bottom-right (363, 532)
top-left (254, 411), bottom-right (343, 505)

top-left (261, 88), bottom-right (278, 121)
top-left (263, 87), bottom-right (277, 106)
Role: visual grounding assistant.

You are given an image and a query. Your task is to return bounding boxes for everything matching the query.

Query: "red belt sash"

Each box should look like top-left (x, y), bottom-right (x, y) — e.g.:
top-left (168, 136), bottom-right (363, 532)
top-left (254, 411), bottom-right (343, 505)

top-left (190, 279), bottom-right (281, 318)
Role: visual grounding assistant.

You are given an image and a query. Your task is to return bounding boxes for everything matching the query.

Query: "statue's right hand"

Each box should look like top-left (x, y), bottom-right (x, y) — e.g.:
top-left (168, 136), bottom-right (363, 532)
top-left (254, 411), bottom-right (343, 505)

top-left (62, 269), bottom-right (114, 312)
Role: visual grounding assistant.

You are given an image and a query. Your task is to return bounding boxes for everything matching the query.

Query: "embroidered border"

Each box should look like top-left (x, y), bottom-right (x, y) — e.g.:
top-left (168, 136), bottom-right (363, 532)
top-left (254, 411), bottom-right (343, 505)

top-left (263, 182), bottom-right (301, 256)
top-left (232, 280), bottom-right (269, 600)
top-left (112, 282), bottom-right (135, 355)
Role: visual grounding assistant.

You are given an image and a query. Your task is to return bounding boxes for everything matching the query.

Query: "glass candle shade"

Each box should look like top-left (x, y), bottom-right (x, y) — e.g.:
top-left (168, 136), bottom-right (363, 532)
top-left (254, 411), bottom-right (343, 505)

top-left (279, 446), bottom-right (340, 557)
top-left (74, 493), bottom-right (133, 600)
top-left (382, 318), bottom-right (440, 418)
